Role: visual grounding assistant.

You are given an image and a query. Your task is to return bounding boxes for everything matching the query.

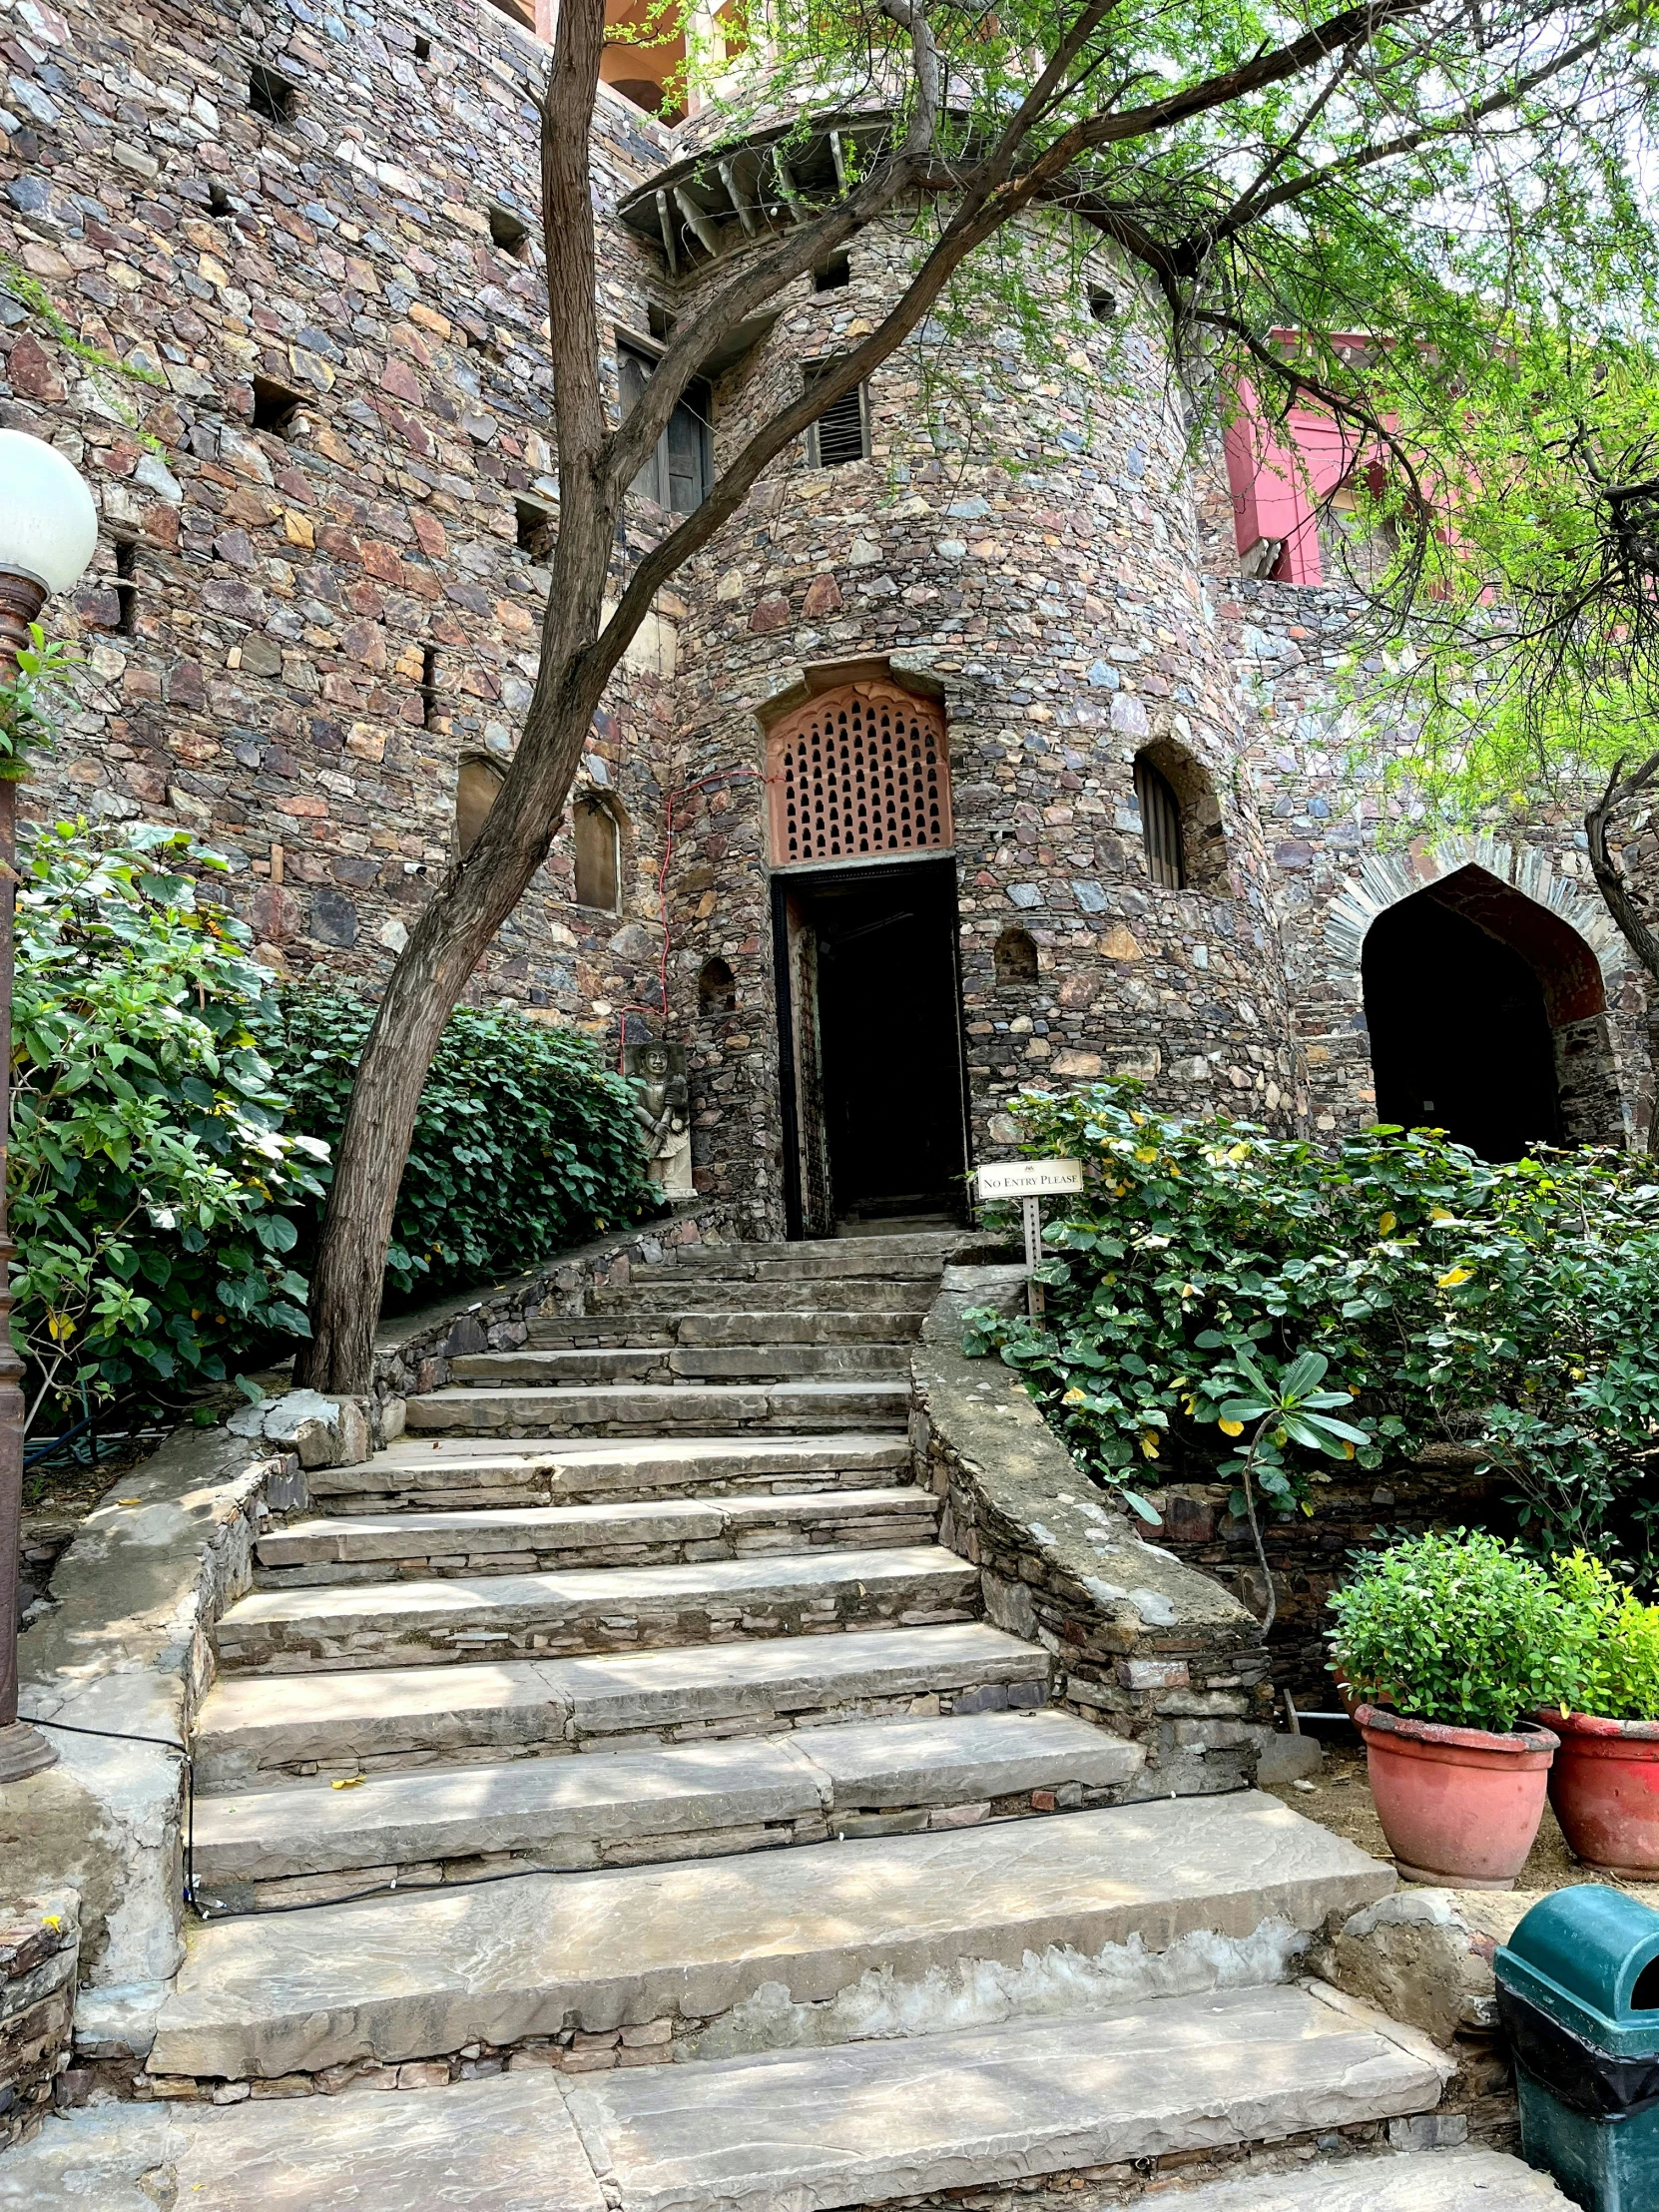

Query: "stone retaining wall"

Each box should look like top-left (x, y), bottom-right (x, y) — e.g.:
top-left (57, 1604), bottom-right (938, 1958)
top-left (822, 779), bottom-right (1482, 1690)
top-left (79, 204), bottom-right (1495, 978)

top-left (913, 1266), bottom-right (1273, 1793)
top-left (0, 1429), bottom-right (296, 2073)
top-left (0, 1893), bottom-right (79, 2149)
top-left (1139, 1449), bottom-right (1507, 1708)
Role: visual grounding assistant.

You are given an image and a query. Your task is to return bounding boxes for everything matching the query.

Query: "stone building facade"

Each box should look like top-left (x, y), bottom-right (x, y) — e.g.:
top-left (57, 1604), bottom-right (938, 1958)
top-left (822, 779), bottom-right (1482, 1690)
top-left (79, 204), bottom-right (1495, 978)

top-left (1, 0), bottom-right (1650, 1244)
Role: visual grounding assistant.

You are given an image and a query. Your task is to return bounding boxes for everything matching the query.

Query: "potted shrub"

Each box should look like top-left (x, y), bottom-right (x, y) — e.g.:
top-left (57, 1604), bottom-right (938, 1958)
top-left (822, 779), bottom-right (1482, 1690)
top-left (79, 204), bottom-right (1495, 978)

top-left (1537, 1552), bottom-right (1659, 1878)
top-left (1328, 1529), bottom-right (1574, 1888)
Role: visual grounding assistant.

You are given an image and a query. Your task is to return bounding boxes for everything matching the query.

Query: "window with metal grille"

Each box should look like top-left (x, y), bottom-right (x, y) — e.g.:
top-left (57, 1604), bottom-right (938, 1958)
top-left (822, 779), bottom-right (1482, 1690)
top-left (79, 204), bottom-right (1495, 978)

top-left (618, 341), bottom-right (712, 514)
top-left (767, 681), bottom-right (951, 865)
top-left (804, 364), bottom-right (868, 468)
top-left (1134, 755), bottom-right (1185, 888)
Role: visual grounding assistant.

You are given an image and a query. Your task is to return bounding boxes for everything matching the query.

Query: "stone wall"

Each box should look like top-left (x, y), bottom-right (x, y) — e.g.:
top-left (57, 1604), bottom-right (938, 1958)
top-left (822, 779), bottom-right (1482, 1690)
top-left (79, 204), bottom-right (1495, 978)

top-left (0, 0), bottom-right (686, 1040)
top-left (0, 1893), bottom-right (78, 2149)
top-left (914, 1266), bottom-right (1274, 1793)
top-left (1140, 1448), bottom-right (1507, 1710)
top-left (655, 222), bottom-right (1307, 1227)
top-left (1207, 552), bottom-right (1653, 1149)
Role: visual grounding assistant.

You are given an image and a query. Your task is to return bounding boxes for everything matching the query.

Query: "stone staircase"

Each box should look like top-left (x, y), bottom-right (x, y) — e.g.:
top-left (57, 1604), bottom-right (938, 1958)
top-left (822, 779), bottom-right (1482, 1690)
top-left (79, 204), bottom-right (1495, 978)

top-left (121, 1230), bottom-right (1529, 2206)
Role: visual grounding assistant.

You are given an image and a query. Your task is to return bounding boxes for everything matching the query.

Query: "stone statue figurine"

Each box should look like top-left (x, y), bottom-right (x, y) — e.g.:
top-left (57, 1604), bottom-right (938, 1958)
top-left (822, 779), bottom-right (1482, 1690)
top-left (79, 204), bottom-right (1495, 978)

top-left (625, 1039), bottom-right (694, 1198)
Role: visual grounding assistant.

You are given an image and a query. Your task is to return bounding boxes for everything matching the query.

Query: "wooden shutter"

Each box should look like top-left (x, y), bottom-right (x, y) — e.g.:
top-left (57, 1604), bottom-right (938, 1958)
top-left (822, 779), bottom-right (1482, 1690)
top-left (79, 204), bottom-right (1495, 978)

top-left (768, 682), bottom-right (951, 865)
top-left (806, 366), bottom-right (867, 467)
top-left (1135, 756), bottom-right (1185, 889)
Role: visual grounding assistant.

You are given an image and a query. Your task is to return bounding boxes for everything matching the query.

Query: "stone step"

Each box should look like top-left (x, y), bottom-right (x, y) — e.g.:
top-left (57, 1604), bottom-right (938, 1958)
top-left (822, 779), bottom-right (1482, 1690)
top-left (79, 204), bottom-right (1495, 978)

top-left (448, 1346), bottom-right (910, 1387)
top-left (0, 2073), bottom-right (608, 2212)
top-left (1157, 2147), bottom-right (1567, 2208)
top-left (561, 1984), bottom-right (1452, 2212)
top-left (191, 1712), bottom-right (1144, 1898)
top-left (529, 1312), bottom-right (925, 1349)
top-left (598, 1279), bottom-right (936, 1314)
top-left (148, 1793), bottom-right (1392, 2082)
top-left (307, 1434), bottom-right (912, 1513)
top-left (194, 1622), bottom-right (1053, 1787)
top-left (11, 2079), bottom-right (1547, 2212)
top-left (630, 1236), bottom-right (958, 1281)
top-left (402, 1382), bottom-right (910, 1439)
top-left (255, 1489), bottom-right (939, 1586)
top-left (214, 1546), bottom-right (980, 1672)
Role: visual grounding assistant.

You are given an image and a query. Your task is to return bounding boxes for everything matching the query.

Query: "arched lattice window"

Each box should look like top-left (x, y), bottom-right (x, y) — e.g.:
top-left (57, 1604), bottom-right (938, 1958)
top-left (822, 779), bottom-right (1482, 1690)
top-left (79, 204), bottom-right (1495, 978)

top-left (573, 794), bottom-right (622, 911)
top-left (1134, 754), bottom-right (1185, 889)
top-left (995, 927), bottom-right (1038, 986)
top-left (767, 681), bottom-right (951, 865)
top-left (455, 756), bottom-right (505, 858)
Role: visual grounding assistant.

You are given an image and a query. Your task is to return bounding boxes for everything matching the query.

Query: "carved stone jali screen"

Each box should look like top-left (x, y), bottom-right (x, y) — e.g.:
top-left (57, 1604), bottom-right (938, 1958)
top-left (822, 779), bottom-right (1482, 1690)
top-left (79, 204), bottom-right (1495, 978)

top-left (767, 682), bottom-right (952, 865)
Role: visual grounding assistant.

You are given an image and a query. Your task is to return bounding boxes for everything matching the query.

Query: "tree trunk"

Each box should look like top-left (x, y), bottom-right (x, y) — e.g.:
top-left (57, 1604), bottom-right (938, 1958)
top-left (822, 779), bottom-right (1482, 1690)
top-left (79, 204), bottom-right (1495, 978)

top-left (1583, 754), bottom-right (1659, 1153)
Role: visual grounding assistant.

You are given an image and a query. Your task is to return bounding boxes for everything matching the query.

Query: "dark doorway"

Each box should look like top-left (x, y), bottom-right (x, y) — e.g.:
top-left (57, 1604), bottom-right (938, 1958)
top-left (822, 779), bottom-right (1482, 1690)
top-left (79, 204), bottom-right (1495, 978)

top-left (1363, 888), bottom-right (1561, 1159)
top-left (773, 855), bottom-right (969, 1234)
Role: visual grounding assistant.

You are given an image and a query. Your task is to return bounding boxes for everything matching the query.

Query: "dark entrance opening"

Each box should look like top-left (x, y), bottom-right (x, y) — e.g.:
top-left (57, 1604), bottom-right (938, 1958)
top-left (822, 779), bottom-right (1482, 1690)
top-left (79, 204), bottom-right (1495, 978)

top-left (1363, 885), bottom-right (1563, 1160)
top-left (773, 854), bottom-right (970, 1235)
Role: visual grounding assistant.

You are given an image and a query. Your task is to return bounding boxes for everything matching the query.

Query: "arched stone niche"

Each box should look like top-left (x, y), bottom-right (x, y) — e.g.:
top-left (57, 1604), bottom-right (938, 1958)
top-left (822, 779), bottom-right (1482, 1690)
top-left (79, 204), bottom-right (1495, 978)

top-left (1330, 844), bottom-right (1628, 1149)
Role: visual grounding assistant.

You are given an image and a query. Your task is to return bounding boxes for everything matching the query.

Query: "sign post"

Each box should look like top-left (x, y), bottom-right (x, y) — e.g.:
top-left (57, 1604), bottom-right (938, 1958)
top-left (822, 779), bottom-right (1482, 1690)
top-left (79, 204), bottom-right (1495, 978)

top-left (974, 1158), bottom-right (1084, 1319)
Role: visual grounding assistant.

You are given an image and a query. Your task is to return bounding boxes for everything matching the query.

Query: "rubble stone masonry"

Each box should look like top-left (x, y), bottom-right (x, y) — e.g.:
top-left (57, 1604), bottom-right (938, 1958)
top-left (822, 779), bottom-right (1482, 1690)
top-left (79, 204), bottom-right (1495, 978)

top-left (1, 0), bottom-right (1650, 1238)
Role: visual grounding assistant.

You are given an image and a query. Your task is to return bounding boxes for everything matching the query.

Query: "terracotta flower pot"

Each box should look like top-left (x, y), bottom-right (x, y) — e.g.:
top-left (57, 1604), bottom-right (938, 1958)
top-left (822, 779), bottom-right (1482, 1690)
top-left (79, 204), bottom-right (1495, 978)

top-left (1355, 1702), bottom-right (1558, 1888)
top-left (1535, 1707), bottom-right (1659, 1879)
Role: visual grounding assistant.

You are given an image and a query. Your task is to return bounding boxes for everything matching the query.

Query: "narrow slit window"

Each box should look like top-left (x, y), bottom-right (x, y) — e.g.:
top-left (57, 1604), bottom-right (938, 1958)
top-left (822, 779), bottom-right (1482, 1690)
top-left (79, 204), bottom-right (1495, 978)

top-left (804, 364), bottom-right (867, 468)
top-left (419, 645), bottom-right (439, 731)
top-left (113, 539), bottom-right (138, 639)
top-left (698, 957), bottom-right (737, 1016)
top-left (456, 756), bottom-right (504, 858)
top-left (573, 796), bottom-right (621, 912)
top-left (1135, 755), bottom-right (1185, 889)
top-left (251, 376), bottom-right (305, 435)
top-left (617, 340), bottom-right (712, 515)
top-left (413, 34), bottom-right (432, 60)
top-left (994, 927), bottom-right (1038, 986)
top-left (250, 62), bottom-right (298, 123)
top-left (488, 204), bottom-right (530, 260)
top-left (515, 500), bottom-right (555, 562)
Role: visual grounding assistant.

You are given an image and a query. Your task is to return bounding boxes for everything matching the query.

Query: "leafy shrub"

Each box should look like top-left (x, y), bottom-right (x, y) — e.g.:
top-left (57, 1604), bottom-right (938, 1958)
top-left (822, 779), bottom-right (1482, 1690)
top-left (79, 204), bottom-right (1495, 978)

top-left (12, 822), bottom-right (325, 1422)
top-left (962, 1082), bottom-right (1659, 1576)
top-left (1327, 1529), bottom-right (1581, 1733)
top-left (263, 985), bottom-right (654, 1301)
top-left (1550, 1551), bottom-right (1659, 1723)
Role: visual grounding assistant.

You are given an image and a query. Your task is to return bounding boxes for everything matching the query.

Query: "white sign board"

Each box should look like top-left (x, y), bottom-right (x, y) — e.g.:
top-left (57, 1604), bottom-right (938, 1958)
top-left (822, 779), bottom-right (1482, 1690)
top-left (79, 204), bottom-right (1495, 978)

top-left (974, 1159), bottom-right (1084, 1201)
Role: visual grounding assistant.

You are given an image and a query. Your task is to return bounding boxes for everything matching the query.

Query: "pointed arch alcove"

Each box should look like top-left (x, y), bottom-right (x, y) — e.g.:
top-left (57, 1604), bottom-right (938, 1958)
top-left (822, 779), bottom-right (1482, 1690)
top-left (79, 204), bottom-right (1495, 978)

top-left (1360, 860), bottom-right (1623, 1156)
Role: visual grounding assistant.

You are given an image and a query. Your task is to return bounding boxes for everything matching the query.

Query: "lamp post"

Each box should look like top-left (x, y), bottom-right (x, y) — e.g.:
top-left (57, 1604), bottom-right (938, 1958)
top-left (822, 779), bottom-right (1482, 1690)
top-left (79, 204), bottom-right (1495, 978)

top-left (0, 429), bottom-right (97, 1783)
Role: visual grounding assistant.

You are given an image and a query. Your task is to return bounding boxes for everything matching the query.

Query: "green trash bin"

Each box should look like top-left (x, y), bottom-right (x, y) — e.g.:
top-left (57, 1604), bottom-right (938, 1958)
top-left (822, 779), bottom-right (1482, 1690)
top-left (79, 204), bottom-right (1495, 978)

top-left (1495, 1886), bottom-right (1659, 2211)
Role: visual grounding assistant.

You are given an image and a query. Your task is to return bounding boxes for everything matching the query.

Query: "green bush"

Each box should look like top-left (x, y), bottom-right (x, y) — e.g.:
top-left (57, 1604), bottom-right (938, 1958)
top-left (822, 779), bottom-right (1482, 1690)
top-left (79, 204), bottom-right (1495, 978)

top-left (12, 822), bottom-right (324, 1422)
top-left (962, 1082), bottom-right (1659, 1574)
top-left (263, 985), bottom-right (654, 1301)
top-left (1327, 1529), bottom-right (1581, 1733)
top-left (1550, 1551), bottom-right (1659, 1722)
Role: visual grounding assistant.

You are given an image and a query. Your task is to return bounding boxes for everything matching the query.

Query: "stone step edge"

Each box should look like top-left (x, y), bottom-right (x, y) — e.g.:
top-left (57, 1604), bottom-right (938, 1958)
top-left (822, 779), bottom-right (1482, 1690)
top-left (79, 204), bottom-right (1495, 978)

top-left (190, 1624), bottom-right (1053, 1787)
top-left (256, 1488), bottom-right (937, 1567)
top-left (553, 1981), bottom-right (1454, 2212)
top-left (144, 1795), bottom-right (1395, 2083)
top-left (190, 1711), bottom-right (1146, 1889)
